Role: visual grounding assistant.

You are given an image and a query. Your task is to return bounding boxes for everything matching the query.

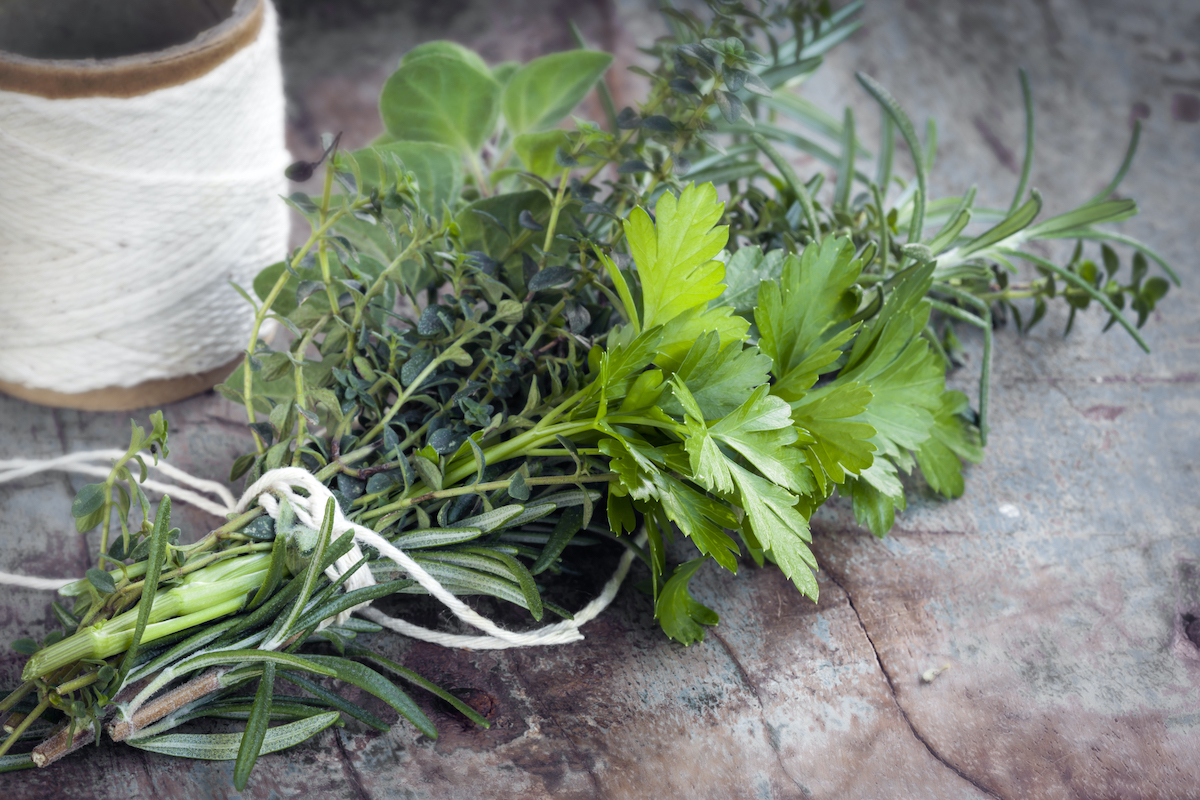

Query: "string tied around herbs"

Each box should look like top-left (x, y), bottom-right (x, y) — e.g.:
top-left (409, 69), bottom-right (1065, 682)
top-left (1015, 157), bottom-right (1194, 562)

top-left (0, 452), bottom-right (644, 650)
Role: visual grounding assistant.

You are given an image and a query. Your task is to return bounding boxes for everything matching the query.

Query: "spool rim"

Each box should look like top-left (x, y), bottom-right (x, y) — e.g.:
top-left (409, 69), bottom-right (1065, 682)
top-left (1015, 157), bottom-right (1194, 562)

top-left (0, 0), bottom-right (264, 99)
top-left (0, 358), bottom-right (243, 412)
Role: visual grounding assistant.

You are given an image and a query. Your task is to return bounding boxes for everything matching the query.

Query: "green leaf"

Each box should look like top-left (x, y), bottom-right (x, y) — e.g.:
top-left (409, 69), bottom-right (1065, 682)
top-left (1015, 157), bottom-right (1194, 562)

top-left (503, 50), bottom-right (613, 133)
top-left (653, 474), bottom-right (741, 573)
top-left (127, 712), bottom-right (339, 760)
top-left (400, 40), bottom-right (490, 74)
top-left (380, 54), bottom-right (501, 154)
top-left (513, 130), bottom-right (572, 179)
top-left (530, 506), bottom-right (584, 575)
top-left (300, 655), bottom-right (436, 739)
top-left (720, 246), bottom-right (786, 319)
top-left (731, 464), bottom-right (818, 599)
top-left (625, 182), bottom-right (729, 331)
top-left (659, 332), bottom-right (772, 420)
top-left (655, 558), bottom-right (718, 645)
top-left (845, 460), bottom-right (906, 537)
top-left (913, 390), bottom-right (983, 498)
top-left (117, 497), bottom-right (171, 684)
top-left (686, 384), bottom-right (811, 495)
top-left (790, 382), bottom-right (877, 490)
top-left (233, 660), bottom-right (275, 790)
top-left (86, 567), bottom-right (116, 595)
top-left (354, 141), bottom-right (463, 213)
top-left (11, 638), bottom-right (38, 655)
top-left (279, 672), bottom-right (389, 732)
top-left (755, 236), bottom-right (863, 398)
top-left (71, 483), bottom-right (107, 520)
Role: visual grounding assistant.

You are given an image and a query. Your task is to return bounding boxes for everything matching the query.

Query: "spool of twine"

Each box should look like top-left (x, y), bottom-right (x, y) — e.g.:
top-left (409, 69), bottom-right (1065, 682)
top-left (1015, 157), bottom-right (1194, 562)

top-left (0, 0), bottom-right (289, 411)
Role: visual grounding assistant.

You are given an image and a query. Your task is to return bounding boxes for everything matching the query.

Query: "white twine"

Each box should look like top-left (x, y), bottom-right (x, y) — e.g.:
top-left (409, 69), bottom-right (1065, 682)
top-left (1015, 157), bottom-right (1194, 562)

top-left (0, 2), bottom-right (290, 393)
top-left (0, 454), bottom-right (642, 650)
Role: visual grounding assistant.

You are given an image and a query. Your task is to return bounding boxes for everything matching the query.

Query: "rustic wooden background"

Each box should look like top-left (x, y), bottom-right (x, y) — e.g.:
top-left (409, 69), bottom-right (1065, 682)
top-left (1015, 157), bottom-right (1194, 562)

top-left (2, 0), bottom-right (1198, 797)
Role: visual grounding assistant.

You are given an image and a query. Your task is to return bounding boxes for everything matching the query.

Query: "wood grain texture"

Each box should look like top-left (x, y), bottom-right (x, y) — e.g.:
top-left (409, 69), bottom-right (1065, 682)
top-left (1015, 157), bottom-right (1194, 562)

top-left (1, 0), bottom-right (1197, 796)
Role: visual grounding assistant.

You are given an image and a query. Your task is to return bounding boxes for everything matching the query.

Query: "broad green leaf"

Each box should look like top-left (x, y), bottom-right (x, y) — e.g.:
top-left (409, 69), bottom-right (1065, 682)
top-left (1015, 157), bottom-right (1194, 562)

top-left (704, 386), bottom-right (811, 494)
top-left (597, 432), bottom-right (664, 503)
top-left (513, 130), bottom-right (572, 179)
top-left (71, 483), bottom-right (106, 520)
top-left (502, 50), bottom-right (613, 133)
top-left (127, 712), bottom-right (339, 760)
top-left (655, 304), bottom-right (750, 372)
top-left (400, 40), bottom-right (490, 75)
top-left (755, 236), bottom-right (863, 398)
top-left (655, 558), bottom-right (719, 645)
top-left (654, 473), bottom-right (741, 572)
top-left (848, 338), bottom-right (943, 460)
top-left (354, 141), bottom-right (463, 213)
top-left (913, 390), bottom-right (983, 498)
top-left (598, 324), bottom-right (663, 392)
top-left (625, 182), bottom-right (730, 331)
top-left (380, 54), bottom-right (501, 154)
top-left (729, 464), bottom-right (818, 599)
top-left (659, 332), bottom-right (772, 420)
top-left (845, 459), bottom-right (906, 537)
top-left (828, 264), bottom-right (943, 461)
top-left (721, 246), bottom-right (786, 319)
top-left (790, 382), bottom-right (877, 489)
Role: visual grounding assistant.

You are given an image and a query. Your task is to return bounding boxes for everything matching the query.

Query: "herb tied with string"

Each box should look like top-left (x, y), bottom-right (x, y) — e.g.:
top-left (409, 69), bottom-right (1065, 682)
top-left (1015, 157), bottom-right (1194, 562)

top-left (2, 0), bottom-right (1176, 783)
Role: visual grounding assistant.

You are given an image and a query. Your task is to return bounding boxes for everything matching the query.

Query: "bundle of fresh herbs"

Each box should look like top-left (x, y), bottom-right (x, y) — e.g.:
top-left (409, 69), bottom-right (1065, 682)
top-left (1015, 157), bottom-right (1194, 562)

top-left (2, 0), bottom-right (1176, 784)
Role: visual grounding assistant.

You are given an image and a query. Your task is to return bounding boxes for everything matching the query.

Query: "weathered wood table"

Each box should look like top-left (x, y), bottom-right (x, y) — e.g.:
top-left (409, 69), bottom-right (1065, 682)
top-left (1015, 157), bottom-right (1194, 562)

top-left (3, 1), bottom-right (1198, 797)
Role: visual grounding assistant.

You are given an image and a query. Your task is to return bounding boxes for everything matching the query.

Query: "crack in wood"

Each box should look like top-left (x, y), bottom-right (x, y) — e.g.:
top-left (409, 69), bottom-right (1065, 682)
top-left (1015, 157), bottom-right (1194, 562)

top-left (820, 568), bottom-right (1007, 800)
top-left (707, 627), bottom-right (808, 794)
top-left (334, 727), bottom-right (372, 800)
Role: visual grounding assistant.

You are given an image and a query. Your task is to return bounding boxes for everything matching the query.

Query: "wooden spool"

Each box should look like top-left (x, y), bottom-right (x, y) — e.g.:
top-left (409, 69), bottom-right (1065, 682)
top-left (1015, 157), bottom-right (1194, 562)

top-left (0, 0), bottom-right (265, 411)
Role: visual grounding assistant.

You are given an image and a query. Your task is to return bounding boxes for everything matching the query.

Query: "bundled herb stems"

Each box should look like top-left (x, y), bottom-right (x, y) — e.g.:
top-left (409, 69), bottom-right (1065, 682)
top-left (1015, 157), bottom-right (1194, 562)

top-left (2, 0), bottom-right (1175, 784)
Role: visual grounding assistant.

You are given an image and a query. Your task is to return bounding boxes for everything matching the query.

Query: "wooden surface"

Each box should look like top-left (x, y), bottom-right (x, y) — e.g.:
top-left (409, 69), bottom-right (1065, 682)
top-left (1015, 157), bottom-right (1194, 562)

top-left (3, 1), bottom-right (1198, 797)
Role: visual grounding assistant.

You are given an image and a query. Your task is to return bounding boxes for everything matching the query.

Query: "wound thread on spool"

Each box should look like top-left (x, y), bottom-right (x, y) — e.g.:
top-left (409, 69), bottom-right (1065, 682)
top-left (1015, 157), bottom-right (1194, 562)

top-left (0, 0), bottom-right (289, 410)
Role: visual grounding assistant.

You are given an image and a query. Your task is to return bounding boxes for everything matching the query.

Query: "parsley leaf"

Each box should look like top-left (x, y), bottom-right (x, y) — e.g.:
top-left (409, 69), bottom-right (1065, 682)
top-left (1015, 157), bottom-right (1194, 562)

top-left (625, 184), bottom-right (748, 368)
top-left (913, 389), bottom-right (984, 498)
top-left (626, 182), bottom-right (729, 330)
top-left (756, 236), bottom-right (864, 399)
top-left (660, 332), bottom-right (773, 420)
top-left (789, 381), bottom-right (877, 491)
top-left (655, 558), bottom-right (719, 645)
top-left (845, 459), bottom-right (907, 537)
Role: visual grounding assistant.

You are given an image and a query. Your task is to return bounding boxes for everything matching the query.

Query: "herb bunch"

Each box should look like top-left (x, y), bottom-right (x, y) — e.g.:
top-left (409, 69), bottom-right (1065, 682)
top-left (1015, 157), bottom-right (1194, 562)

top-left (3, 0), bottom-right (1176, 782)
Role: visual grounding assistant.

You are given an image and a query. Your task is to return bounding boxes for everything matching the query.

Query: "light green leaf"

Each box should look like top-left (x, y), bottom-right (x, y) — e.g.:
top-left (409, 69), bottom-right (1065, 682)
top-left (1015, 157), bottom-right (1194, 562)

top-left (354, 141), bottom-right (463, 213)
top-left (720, 246), bottom-right (786, 319)
top-left (790, 381), bottom-right (877, 489)
top-left (705, 386), bottom-right (810, 493)
top-left (655, 558), bottom-right (719, 645)
top-left (845, 459), bottom-right (906, 537)
top-left (913, 390), bottom-right (983, 498)
top-left (655, 304), bottom-right (750, 372)
top-left (513, 130), bottom-right (572, 179)
top-left (502, 50), bottom-right (613, 133)
top-left (625, 182), bottom-right (730, 331)
top-left (653, 475), bottom-right (741, 573)
top-left (755, 237), bottom-right (863, 398)
top-left (400, 40), bottom-right (490, 74)
top-left (660, 332), bottom-right (772, 420)
top-left (127, 712), bottom-right (339, 760)
top-left (380, 54), bottom-right (501, 154)
top-left (729, 464), bottom-right (818, 599)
